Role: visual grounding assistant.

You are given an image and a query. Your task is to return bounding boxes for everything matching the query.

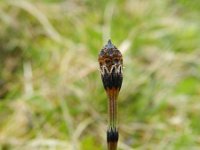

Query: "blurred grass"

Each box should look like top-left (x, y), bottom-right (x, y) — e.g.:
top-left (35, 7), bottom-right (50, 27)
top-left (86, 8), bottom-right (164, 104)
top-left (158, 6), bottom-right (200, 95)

top-left (0, 0), bottom-right (200, 150)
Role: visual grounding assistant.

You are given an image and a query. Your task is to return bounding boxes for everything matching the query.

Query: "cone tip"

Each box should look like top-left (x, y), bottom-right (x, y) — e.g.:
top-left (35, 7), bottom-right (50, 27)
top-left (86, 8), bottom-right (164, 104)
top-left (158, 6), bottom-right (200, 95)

top-left (106, 39), bottom-right (114, 49)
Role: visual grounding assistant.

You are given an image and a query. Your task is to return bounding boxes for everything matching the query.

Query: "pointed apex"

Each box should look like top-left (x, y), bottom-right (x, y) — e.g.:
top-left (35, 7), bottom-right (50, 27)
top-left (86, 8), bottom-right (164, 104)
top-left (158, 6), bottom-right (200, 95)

top-left (108, 39), bottom-right (112, 45)
top-left (105, 39), bottom-right (115, 49)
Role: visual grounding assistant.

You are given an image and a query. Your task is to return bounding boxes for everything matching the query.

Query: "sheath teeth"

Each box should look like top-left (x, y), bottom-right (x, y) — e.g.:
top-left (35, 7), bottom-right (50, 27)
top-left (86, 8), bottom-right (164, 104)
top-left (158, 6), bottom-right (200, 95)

top-left (100, 65), bottom-right (123, 75)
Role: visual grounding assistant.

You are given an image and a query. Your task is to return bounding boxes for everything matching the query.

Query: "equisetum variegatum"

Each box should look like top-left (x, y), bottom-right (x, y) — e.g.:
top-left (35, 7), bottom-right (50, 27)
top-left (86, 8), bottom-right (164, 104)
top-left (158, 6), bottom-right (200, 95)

top-left (98, 40), bottom-right (123, 150)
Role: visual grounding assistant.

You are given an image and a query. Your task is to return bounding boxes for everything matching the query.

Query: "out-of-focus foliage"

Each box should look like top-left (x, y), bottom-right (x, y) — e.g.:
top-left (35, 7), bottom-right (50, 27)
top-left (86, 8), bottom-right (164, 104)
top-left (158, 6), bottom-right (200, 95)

top-left (0, 0), bottom-right (200, 150)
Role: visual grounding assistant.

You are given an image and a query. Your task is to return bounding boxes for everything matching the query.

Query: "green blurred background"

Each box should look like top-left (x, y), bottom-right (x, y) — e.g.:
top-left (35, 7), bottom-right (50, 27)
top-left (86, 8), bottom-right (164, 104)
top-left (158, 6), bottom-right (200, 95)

top-left (0, 0), bottom-right (200, 149)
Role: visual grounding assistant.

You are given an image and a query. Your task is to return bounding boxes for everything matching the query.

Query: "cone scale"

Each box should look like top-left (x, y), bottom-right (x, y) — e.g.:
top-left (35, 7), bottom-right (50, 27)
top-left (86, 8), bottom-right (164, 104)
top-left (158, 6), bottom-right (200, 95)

top-left (98, 40), bottom-right (123, 150)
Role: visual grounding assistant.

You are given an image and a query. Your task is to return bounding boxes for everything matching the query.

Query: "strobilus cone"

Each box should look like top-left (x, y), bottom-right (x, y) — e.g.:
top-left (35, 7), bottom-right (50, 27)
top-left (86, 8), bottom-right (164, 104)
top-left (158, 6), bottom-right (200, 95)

top-left (98, 40), bottom-right (123, 150)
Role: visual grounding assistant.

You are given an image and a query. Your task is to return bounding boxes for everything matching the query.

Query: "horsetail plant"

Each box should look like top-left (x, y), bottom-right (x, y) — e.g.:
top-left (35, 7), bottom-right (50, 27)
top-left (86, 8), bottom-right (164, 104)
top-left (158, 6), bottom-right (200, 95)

top-left (98, 40), bottom-right (123, 150)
